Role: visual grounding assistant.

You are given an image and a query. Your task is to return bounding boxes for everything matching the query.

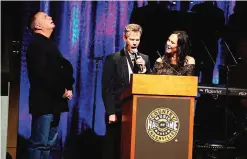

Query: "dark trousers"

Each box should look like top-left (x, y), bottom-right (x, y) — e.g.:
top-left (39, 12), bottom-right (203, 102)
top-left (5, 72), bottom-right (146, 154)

top-left (102, 113), bottom-right (122, 159)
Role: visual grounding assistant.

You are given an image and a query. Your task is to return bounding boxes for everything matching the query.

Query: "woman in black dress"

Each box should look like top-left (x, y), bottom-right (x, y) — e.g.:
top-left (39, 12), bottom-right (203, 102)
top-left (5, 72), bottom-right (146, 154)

top-left (153, 31), bottom-right (195, 76)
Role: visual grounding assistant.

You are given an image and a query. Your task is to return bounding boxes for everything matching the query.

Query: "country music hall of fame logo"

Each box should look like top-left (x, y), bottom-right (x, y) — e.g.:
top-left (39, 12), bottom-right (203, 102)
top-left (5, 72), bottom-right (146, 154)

top-left (145, 107), bottom-right (180, 143)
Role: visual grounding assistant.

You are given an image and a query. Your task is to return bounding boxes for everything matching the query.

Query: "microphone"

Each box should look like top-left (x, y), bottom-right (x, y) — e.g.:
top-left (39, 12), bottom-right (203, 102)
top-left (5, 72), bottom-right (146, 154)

top-left (132, 48), bottom-right (143, 72)
top-left (156, 51), bottom-right (181, 75)
top-left (156, 50), bottom-right (162, 58)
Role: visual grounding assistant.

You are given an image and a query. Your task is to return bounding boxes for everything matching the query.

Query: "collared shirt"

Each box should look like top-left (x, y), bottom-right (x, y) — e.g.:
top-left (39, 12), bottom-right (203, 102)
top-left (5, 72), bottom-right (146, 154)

top-left (129, 52), bottom-right (136, 65)
top-left (124, 48), bottom-right (135, 82)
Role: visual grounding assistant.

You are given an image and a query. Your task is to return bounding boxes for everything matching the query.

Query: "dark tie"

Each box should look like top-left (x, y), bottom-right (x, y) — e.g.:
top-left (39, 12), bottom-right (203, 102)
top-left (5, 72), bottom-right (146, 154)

top-left (131, 58), bottom-right (135, 66)
top-left (129, 54), bottom-right (135, 65)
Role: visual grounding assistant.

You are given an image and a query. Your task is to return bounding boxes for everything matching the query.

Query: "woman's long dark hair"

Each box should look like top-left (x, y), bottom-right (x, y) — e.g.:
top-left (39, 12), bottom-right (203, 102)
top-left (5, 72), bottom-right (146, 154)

top-left (166, 30), bottom-right (192, 66)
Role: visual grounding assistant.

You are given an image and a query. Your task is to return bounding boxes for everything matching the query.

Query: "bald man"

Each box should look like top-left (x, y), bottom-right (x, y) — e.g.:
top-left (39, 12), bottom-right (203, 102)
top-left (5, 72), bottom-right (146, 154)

top-left (26, 12), bottom-right (74, 159)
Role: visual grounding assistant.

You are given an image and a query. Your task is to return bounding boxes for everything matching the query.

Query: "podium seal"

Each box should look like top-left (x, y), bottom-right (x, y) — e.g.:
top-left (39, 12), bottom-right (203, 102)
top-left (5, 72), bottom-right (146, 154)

top-left (145, 107), bottom-right (180, 143)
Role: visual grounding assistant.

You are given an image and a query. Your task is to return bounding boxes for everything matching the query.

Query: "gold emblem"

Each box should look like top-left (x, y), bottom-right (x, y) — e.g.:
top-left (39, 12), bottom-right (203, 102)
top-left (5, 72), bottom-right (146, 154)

top-left (146, 107), bottom-right (180, 143)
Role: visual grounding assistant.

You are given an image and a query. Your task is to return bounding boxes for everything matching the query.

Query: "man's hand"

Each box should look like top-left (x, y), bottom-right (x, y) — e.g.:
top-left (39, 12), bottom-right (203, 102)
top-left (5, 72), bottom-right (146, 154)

top-left (67, 90), bottom-right (73, 100)
top-left (108, 114), bottom-right (117, 124)
top-left (136, 56), bottom-right (146, 73)
top-left (62, 89), bottom-right (73, 100)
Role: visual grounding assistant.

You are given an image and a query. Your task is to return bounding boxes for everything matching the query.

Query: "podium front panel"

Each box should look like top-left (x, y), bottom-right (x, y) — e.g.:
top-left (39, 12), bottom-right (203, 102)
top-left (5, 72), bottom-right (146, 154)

top-left (134, 95), bottom-right (194, 159)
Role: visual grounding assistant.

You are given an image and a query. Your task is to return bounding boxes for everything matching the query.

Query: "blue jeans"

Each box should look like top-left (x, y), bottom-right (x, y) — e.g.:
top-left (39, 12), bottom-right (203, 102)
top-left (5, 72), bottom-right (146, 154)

top-left (28, 114), bottom-right (60, 159)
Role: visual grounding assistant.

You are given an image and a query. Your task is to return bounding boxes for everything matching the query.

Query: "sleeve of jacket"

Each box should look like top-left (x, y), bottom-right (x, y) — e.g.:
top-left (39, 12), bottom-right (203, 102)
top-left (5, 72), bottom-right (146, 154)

top-left (26, 43), bottom-right (65, 98)
top-left (61, 57), bottom-right (75, 90)
top-left (144, 55), bottom-right (152, 74)
top-left (102, 54), bottom-right (116, 115)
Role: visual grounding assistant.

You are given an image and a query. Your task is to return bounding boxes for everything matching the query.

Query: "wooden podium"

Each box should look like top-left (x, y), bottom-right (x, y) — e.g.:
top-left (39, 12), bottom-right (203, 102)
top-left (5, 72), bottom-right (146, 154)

top-left (120, 74), bottom-right (198, 159)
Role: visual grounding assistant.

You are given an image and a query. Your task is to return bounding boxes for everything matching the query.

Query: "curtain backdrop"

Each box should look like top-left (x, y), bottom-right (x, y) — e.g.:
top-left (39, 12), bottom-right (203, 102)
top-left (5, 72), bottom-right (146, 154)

top-left (18, 1), bottom-right (236, 150)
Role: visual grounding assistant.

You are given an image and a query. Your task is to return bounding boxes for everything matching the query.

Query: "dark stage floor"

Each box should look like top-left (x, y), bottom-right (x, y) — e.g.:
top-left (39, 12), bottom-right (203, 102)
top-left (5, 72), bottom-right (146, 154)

top-left (16, 129), bottom-right (247, 159)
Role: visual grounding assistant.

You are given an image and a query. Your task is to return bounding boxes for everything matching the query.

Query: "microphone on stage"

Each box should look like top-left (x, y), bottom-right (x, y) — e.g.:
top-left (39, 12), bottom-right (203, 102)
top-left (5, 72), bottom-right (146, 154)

top-left (132, 48), bottom-right (143, 72)
top-left (156, 50), bottom-right (181, 75)
top-left (156, 50), bottom-right (162, 58)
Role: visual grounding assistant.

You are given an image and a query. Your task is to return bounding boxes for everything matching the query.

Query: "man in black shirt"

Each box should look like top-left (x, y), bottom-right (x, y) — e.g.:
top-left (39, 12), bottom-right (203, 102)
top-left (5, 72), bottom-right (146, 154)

top-left (26, 11), bottom-right (74, 159)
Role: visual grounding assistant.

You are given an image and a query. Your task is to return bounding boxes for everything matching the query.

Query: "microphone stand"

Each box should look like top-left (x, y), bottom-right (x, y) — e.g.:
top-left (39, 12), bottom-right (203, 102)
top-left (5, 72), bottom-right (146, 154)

top-left (89, 56), bottom-right (104, 132)
top-left (200, 40), bottom-right (216, 85)
top-left (201, 40), bottom-right (231, 158)
top-left (220, 37), bottom-right (238, 158)
top-left (201, 40), bottom-right (216, 66)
